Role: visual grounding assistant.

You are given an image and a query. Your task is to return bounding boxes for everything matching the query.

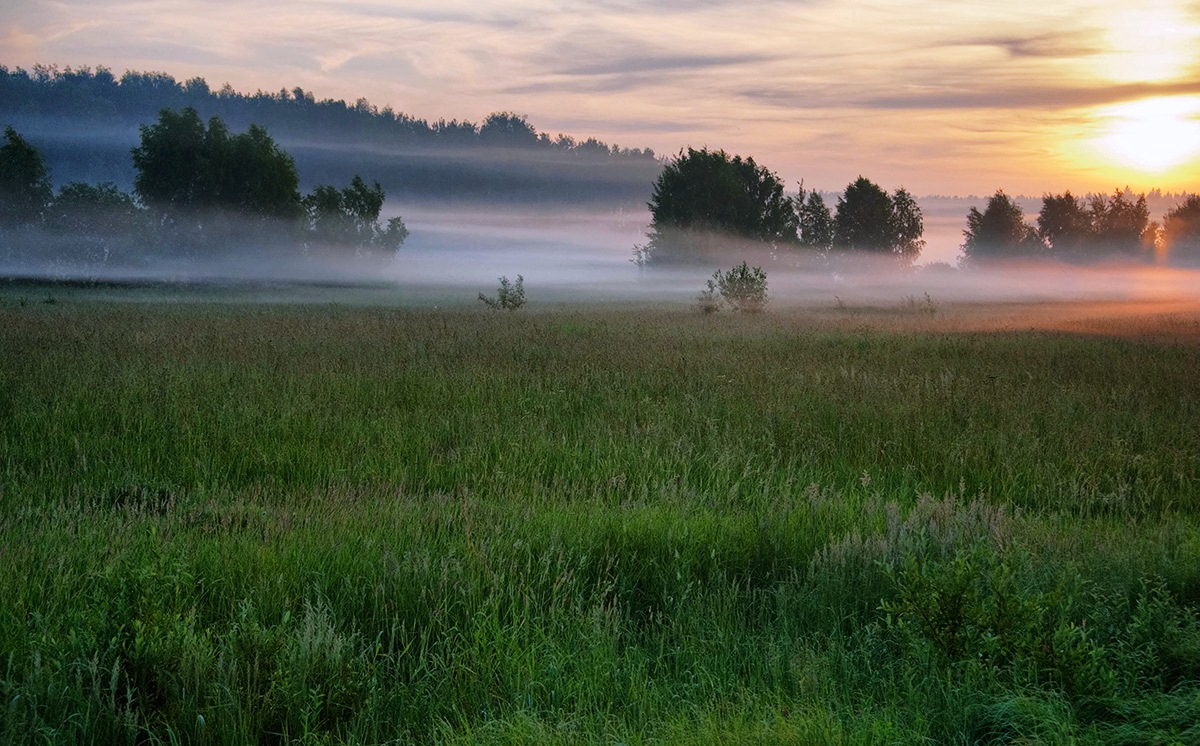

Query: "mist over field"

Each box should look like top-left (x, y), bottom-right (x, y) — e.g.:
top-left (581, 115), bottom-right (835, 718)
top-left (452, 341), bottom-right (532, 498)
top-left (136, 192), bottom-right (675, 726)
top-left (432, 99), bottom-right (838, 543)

top-left (8, 197), bottom-right (1200, 320)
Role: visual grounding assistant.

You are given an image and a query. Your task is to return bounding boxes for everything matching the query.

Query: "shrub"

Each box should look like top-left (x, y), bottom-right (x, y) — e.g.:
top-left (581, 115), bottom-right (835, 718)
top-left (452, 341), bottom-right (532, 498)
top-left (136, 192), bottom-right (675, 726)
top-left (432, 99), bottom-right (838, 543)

top-left (709, 262), bottom-right (768, 312)
top-left (478, 275), bottom-right (526, 311)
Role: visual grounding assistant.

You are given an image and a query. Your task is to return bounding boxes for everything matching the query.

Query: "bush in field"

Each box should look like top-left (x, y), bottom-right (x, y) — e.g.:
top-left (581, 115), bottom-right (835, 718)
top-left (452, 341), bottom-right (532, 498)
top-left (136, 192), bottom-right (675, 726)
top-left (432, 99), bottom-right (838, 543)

top-left (479, 274), bottom-right (526, 310)
top-left (704, 262), bottom-right (768, 313)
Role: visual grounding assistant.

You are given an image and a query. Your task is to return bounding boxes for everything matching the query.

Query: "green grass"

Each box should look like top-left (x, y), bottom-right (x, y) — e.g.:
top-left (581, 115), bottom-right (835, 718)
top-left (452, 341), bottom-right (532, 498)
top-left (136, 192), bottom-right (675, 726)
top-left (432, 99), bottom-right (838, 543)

top-left (2, 293), bottom-right (1199, 743)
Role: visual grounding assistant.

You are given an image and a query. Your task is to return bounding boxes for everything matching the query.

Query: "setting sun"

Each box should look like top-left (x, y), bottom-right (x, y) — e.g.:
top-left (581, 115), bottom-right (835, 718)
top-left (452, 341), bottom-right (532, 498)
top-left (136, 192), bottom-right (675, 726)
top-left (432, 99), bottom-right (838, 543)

top-left (1095, 96), bottom-right (1200, 173)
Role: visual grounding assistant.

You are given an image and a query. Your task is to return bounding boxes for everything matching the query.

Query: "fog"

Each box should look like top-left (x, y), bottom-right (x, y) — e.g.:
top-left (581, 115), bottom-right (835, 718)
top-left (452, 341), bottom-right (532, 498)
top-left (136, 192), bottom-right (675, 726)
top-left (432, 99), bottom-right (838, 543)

top-left (5, 200), bottom-right (1200, 318)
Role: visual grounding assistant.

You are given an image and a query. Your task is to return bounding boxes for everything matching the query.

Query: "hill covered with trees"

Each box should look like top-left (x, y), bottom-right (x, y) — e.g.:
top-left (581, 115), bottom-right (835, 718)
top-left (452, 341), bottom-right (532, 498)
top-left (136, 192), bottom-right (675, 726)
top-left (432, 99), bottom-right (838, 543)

top-left (0, 64), bottom-right (660, 205)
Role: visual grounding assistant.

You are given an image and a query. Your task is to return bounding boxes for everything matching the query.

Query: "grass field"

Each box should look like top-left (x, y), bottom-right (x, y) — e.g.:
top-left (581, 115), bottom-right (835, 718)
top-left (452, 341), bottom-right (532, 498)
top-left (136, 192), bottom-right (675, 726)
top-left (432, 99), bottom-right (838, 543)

top-left (2, 285), bottom-right (1199, 744)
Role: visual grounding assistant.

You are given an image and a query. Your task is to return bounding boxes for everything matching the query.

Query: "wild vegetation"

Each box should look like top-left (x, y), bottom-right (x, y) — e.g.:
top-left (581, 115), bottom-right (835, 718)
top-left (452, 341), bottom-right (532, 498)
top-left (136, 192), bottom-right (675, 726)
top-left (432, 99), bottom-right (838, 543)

top-left (2, 289), bottom-right (1198, 744)
top-left (0, 64), bottom-right (659, 204)
top-left (0, 112), bottom-right (406, 265)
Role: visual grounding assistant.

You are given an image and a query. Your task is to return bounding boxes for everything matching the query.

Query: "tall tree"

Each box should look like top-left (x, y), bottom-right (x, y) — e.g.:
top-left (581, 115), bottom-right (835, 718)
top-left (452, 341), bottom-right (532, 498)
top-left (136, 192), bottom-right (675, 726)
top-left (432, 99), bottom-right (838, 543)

top-left (1087, 189), bottom-right (1149, 258)
top-left (304, 176), bottom-right (408, 255)
top-left (961, 191), bottom-right (1046, 265)
top-left (0, 126), bottom-right (53, 226)
top-left (830, 177), bottom-right (924, 267)
top-left (1163, 194), bottom-right (1200, 265)
top-left (833, 177), bottom-right (895, 252)
top-left (1037, 191), bottom-right (1091, 260)
top-left (130, 107), bottom-right (210, 211)
top-left (642, 147), bottom-right (799, 264)
top-left (890, 187), bottom-right (925, 268)
top-left (795, 184), bottom-right (833, 251)
top-left (131, 107), bottom-right (300, 221)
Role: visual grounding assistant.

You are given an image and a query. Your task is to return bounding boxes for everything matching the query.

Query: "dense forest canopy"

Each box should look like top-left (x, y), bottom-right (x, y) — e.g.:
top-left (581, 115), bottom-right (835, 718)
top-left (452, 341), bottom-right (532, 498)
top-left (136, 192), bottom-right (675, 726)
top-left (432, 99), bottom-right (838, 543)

top-left (0, 64), bottom-right (660, 203)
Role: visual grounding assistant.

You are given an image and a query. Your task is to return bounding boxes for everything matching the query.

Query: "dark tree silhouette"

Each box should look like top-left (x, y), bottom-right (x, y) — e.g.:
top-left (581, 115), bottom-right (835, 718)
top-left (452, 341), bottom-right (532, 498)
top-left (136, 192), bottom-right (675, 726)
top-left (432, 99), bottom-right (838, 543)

top-left (304, 176), bottom-right (408, 255)
top-left (1038, 189), bottom-right (1151, 262)
top-left (47, 182), bottom-right (143, 236)
top-left (0, 126), bottom-right (53, 226)
top-left (1163, 194), bottom-right (1200, 265)
top-left (1087, 189), bottom-right (1149, 258)
top-left (961, 191), bottom-right (1046, 265)
top-left (478, 112), bottom-right (541, 148)
top-left (833, 177), bottom-right (894, 252)
top-left (642, 147), bottom-right (798, 264)
top-left (891, 187), bottom-right (925, 268)
top-left (831, 177), bottom-right (924, 267)
top-left (1037, 191), bottom-right (1091, 259)
top-left (795, 184), bottom-right (833, 251)
top-left (131, 107), bottom-right (301, 221)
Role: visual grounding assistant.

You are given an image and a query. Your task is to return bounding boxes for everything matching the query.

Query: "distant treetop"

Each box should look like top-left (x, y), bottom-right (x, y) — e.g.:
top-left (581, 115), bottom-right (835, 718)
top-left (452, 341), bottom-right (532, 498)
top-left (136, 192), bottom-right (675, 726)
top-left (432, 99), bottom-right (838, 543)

top-left (0, 64), bottom-right (657, 161)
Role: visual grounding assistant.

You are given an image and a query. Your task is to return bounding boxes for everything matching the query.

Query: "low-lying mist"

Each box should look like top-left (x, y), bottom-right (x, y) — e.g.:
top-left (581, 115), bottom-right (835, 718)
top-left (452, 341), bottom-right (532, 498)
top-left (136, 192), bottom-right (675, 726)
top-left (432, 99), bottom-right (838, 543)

top-left (4, 201), bottom-right (1200, 316)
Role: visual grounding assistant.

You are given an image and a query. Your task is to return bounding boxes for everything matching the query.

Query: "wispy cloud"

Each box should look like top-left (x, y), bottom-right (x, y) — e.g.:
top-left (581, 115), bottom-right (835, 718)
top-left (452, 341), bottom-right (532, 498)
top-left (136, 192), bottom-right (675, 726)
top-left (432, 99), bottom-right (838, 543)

top-left (3, 0), bottom-right (1200, 193)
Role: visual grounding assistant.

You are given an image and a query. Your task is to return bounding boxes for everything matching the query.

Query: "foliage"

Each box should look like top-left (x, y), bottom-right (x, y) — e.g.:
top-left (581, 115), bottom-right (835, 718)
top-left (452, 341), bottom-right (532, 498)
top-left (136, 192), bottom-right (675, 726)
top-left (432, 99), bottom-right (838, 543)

top-left (1037, 190), bottom-right (1092, 258)
top-left (795, 183), bottom-right (834, 251)
top-left (1087, 189), bottom-right (1150, 257)
top-left (708, 261), bottom-right (769, 312)
top-left (0, 125), bottom-right (53, 226)
top-left (696, 275), bottom-right (722, 313)
top-left (131, 107), bottom-right (302, 222)
top-left (478, 274), bottom-right (526, 310)
top-left (831, 177), bottom-right (925, 266)
top-left (478, 111), bottom-right (540, 147)
top-left (0, 64), bottom-right (658, 163)
top-left (1163, 194), bottom-right (1200, 265)
top-left (642, 147), bottom-right (799, 264)
top-left (960, 191), bottom-right (1046, 265)
top-left (1036, 189), bottom-right (1152, 263)
top-left (45, 182), bottom-right (144, 236)
top-left (2, 298), bottom-right (1200, 742)
top-left (303, 176), bottom-right (408, 255)
top-left (889, 187), bottom-right (925, 267)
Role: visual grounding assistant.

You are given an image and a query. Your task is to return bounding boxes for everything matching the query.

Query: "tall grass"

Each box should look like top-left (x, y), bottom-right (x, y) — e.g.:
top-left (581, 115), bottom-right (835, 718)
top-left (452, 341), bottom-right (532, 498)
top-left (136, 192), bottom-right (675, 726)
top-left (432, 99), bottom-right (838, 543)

top-left (1, 296), bottom-right (1198, 743)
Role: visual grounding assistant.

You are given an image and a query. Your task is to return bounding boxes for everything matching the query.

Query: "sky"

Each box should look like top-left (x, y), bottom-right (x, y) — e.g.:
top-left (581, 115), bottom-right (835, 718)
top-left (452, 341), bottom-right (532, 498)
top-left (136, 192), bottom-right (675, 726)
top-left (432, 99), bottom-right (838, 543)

top-left (4, 0), bottom-right (1200, 196)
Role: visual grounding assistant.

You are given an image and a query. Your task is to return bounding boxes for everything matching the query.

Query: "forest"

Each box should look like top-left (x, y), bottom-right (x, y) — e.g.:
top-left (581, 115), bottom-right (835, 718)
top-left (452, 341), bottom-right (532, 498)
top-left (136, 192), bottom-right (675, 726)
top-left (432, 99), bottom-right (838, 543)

top-left (0, 64), bottom-right (660, 204)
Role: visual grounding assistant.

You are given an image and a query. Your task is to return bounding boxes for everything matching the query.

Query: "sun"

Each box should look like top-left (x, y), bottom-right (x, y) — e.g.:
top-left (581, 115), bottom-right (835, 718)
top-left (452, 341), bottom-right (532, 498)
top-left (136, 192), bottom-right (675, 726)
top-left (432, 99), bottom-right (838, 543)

top-left (1094, 96), bottom-right (1200, 173)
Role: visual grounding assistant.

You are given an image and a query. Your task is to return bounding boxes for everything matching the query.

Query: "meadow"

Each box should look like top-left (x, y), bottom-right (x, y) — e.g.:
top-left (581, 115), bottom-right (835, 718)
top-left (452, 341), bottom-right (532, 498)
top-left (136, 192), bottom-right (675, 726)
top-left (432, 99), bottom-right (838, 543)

top-left (2, 284), bottom-right (1199, 744)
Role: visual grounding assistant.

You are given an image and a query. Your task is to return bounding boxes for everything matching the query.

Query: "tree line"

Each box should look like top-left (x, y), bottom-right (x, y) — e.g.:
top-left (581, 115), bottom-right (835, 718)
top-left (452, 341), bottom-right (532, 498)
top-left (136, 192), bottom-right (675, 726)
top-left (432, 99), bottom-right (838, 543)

top-left (961, 190), bottom-right (1200, 266)
top-left (0, 65), bottom-right (656, 161)
top-left (0, 109), bottom-right (407, 263)
top-left (639, 148), bottom-right (1200, 268)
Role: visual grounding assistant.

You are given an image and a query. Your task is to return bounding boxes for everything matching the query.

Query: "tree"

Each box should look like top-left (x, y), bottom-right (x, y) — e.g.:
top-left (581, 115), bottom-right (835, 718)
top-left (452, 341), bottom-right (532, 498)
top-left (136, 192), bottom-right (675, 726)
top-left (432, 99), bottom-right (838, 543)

top-left (890, 187), bottom-right (925, 268)
top-left (0, 126), bottom-right (53, 226)
top-left (303, 176), bottom-right (408, 255)
top-left (833, 177), bottom-right (894, 252)
top-left (131, 107), bottom-right (301, 221)
top-left (795, 184), bottom-right (833, 251)
top-left (1037, 191), bottom-right (1091, 259)
top-left (130, 107), bottom-right (210, 211)
top-left (1038, 189), bottom-right (1151, 262)
top-left (46, 182), bottom-right (143, 236)
top-left (960, 191), bottom-right (1046, 265)
top-left (830, 177), bottom-right (924, 266)
top-left (1087, 189), bottom-right (1149, 258)
top-left (1163, 194), bottom-right (1200, 265)
top-left (642, 147), bottom-right (799, 264)
top-left (478, 112), bottom-right (540, 148)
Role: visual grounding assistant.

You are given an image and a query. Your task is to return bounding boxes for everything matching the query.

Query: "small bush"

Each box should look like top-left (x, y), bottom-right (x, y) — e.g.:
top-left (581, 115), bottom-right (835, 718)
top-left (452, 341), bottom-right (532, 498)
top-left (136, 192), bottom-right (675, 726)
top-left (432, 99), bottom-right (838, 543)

top-left (706, 262), bottom-right (768, 313)
top-left (695, 276), bottom-right (722, 314)
top-left (478, 275), bottom-right (526, 311)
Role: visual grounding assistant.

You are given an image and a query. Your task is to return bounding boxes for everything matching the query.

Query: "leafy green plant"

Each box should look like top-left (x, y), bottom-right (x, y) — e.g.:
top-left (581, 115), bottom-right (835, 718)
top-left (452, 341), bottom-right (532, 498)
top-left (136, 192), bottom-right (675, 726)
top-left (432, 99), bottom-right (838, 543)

top-left (709, 262), bottom-right (768, 312)
top-left (479, 274), bottom-right (526, 311)
top-left (696, 276), bottom-right (722, 314)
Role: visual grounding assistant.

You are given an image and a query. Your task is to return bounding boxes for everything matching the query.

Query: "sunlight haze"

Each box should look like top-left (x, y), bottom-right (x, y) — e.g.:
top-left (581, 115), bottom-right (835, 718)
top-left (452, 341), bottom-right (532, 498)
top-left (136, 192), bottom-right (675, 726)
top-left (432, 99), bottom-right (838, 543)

top-left (3, 0), bottom-right (1199, 195)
